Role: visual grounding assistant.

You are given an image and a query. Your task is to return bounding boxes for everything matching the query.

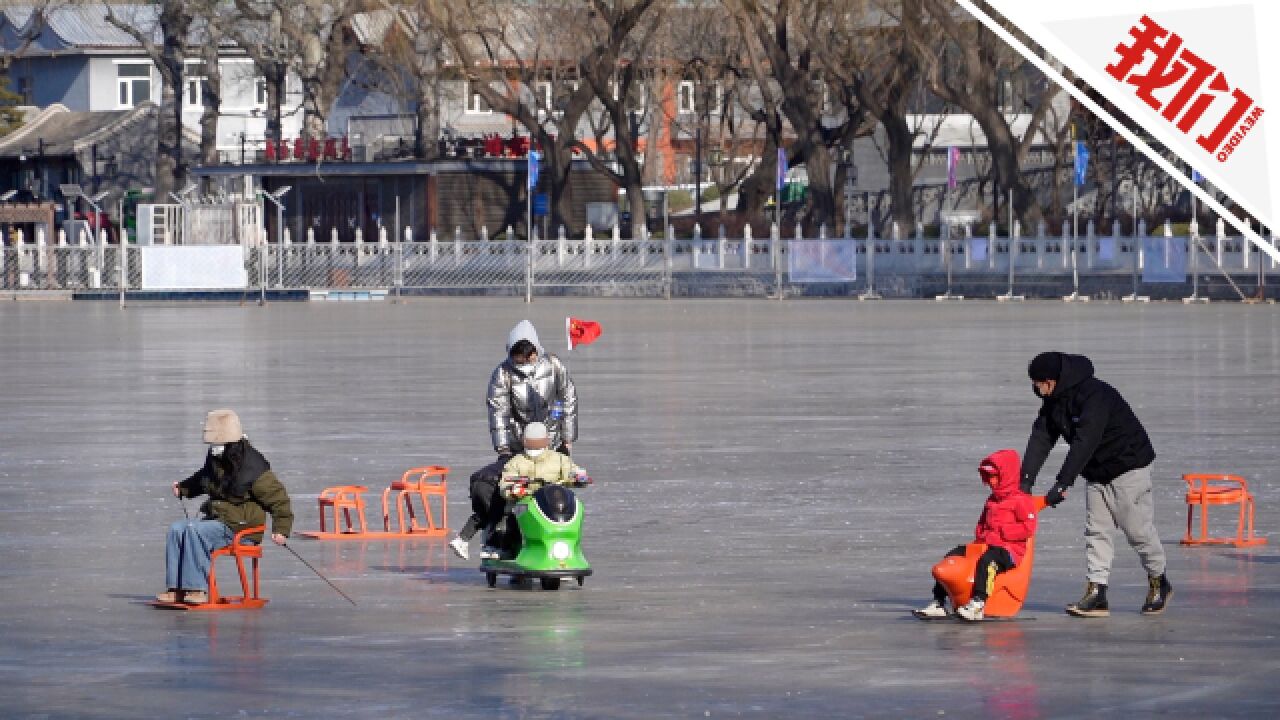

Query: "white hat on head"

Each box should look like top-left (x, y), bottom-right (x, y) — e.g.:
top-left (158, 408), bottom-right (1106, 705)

top-left (202, 408), bottom-right (243, 444)
top-left (523, 421), bottom-right (549, 448)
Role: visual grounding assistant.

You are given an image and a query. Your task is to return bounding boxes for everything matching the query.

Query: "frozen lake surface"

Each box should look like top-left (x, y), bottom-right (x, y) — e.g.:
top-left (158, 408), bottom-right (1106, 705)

top-left (1, 298), bottom-right (1277, 718)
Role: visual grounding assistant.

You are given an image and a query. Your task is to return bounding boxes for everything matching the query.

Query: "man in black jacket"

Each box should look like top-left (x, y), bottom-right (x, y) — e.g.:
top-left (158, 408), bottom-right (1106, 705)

top-left (1022, 352), bottom-right (1172, 617)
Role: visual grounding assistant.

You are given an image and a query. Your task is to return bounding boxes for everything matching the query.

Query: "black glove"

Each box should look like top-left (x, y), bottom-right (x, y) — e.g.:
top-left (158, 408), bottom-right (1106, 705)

top-left (1045, 484), bottom-right (1068, 507)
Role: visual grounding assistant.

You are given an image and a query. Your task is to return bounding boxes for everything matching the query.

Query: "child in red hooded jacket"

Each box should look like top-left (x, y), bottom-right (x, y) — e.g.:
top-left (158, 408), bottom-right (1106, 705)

top-left (915, 449), bottom-right (1039, 621)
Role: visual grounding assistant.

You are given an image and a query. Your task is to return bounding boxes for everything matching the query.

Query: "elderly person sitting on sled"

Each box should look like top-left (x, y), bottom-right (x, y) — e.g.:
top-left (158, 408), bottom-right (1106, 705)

top-left (157, 409), bottom-right (293, 605)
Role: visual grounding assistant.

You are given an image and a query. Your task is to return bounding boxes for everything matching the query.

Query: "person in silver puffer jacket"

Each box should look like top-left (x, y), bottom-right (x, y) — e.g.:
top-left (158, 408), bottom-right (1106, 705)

top-left (449, 320), bottom-right (578, 560)
top-left (487, 320), bottom-right (578, 455)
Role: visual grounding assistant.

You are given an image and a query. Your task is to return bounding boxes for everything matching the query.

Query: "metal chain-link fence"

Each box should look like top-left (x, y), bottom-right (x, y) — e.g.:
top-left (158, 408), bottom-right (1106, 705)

top-left (6, 231), bottom-right (1279, 299)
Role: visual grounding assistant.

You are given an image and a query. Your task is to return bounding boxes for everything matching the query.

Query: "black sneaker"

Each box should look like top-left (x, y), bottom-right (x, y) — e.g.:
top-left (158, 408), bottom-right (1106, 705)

top-left (1065, 582), bottom-right (1110, 617)
top-left (1141, 574), bottom-right (1173, 615)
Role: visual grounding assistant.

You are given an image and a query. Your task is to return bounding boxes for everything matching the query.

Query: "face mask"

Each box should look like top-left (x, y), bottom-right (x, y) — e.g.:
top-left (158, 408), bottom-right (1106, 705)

top-left (515, 363), bottom-right (536, 375)
top-left (525, 447), bottom-right (546, 458)
top-left (209, 444), bottom-right (226, 457)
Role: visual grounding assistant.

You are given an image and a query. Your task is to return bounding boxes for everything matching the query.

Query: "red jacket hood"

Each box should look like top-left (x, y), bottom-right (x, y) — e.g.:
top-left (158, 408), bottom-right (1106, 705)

top-left (979, 449), bottom-right (1022, 500)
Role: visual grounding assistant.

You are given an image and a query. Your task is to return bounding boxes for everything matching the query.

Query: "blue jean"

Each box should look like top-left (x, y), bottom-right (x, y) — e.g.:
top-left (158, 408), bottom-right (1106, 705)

top-left (166, 519), bottom-right (234, 591)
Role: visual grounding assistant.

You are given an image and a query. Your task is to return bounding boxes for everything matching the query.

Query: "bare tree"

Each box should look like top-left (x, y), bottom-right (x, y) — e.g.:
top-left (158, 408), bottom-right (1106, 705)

top-left (730, 0), bottom-right (872, 229)
top-left (903, 0), bottom-right (1059, 225)
top-left (104, 2), bottom-right (191, 199)
top-left (428, 0), bottom-right (658, 235)
top-left (228, 2), bottom-right (292, 145)
top-left (574, 2), bottom-right (667, 238)
top-left (187, 3), bottom-right (226, 182)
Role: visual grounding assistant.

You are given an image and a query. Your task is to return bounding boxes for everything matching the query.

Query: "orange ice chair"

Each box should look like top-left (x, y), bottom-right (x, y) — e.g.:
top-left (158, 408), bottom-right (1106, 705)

top-left (1181, 473), bottom-right (1266, 547)
top-left (316, 485), bottom-right (370, 536)
top-left (381, 466), bottom-right (450, 537)
top-left (931, 496), bottom-right (1049, 618)
top-left (151, 525), bottom-right (268, 611)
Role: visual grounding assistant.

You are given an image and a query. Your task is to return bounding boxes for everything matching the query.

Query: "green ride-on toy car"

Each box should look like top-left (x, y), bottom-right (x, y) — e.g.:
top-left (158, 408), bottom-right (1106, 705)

top-left (481, 474), bottom-right (592, 590)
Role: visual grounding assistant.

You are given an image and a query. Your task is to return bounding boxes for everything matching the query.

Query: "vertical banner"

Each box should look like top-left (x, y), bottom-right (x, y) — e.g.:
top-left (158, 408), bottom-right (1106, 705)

top-left (776, 148), bottom-right (788, 192)
top-left (946, 146), bottom-right (960, 189)
top-left (528, 150), bottom-right (540, 189)
top-left (1074, 141), bottom-right (1090, 186)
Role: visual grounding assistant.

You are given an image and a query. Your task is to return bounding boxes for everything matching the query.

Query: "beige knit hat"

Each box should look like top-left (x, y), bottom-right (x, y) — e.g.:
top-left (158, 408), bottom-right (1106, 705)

top-left (202, 408), bottom-right (243, 444)
top-left (522, 421), bottom-right (550, 450)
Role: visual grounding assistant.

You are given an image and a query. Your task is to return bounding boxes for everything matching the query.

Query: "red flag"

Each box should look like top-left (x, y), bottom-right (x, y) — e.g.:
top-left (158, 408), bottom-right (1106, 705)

top-left (567, 317), bottom-right (602, 350)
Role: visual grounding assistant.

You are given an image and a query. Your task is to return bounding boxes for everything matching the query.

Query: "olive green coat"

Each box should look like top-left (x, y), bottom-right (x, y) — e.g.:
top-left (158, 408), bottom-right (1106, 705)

top-left (178, 441), bottom-right (293, 541)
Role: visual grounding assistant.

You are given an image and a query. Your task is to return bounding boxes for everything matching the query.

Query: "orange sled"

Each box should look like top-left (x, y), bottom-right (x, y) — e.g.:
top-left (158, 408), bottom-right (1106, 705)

top-left (931, 496), bottom-right (1048, 618)
top-left (150, 525), bottom-right (268, 611)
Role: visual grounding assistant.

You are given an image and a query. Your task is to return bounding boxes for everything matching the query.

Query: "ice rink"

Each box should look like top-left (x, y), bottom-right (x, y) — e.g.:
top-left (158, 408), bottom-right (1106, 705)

top-left (1, 298), bottom-right (1277, 718)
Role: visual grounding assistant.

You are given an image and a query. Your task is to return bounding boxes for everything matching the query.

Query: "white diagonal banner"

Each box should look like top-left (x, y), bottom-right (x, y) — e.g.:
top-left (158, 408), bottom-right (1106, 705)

top-left (960, 1), bottom-right (1279, 261)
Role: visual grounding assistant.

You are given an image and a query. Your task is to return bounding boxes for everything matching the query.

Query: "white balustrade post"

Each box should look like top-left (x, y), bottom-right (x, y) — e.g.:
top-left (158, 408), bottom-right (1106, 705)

top-left (742, 224), bottom-right (753, 270)
top-left (1086, 219), bottom-right (1096, 269)
top-left (583, 225), bottom-right (593, 269)
top-left (988, 222), bottom-right (998, 271)
top-left (718, 224), bottom-right (727, 269)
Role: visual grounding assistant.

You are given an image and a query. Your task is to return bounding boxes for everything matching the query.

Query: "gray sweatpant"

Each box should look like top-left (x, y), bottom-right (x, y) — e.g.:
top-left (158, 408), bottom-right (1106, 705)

top-left (1085, 464), bottom-right (1167, 584)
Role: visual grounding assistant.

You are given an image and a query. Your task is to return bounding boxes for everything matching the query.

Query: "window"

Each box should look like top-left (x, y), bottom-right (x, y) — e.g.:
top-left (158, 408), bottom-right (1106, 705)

top-left (117, 63), bottom-right (152, 108)
top-left (677, 80), bottom-right (695, 114)
top-left (535, 81), bottom-right (552, 110)
top-left (255, 78), bottom-right (268, 107)
top-left (465, 81), bottom-right (492, 114)
top-left (186, 77), bottom-right (209, 107)
top-left (611, 79), bottom-right (648, 114)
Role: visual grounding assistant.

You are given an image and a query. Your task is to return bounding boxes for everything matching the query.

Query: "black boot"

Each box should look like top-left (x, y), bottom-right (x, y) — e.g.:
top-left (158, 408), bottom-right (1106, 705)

top-left (1141, 574), bottom-right (1173, 615)
top-left (1066, 582), bottom-right (1110, 617)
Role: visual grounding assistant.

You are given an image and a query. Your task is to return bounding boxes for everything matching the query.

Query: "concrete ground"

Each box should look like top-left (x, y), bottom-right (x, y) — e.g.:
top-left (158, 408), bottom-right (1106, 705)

top-left (0, 298), bottom-right (1277, 719)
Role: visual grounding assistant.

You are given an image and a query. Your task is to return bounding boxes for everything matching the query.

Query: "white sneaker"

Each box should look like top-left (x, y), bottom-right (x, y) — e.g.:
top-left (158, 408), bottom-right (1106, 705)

top-left (448, 536), bottom-right (470, 560)
top-left (956, 599), bottom-right (985, 622)
top-left (912, 600), bottom-right (949, 619)
top-left (479, 546), bottom-right (500, 560)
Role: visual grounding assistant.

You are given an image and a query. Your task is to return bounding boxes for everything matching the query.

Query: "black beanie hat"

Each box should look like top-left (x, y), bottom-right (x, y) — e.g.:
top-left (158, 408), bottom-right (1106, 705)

top-left (1028, 352), bottom-right (1063, 382)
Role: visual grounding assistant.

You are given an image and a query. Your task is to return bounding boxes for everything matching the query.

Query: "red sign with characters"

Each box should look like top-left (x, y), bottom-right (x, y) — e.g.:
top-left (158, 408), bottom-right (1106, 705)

top-left (1105, 15), bottom-right (1265, 163)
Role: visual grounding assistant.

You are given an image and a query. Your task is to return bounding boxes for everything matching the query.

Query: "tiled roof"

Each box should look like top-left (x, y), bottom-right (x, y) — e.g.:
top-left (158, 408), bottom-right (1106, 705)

top-left (0, 104), bottom-right (150, 157)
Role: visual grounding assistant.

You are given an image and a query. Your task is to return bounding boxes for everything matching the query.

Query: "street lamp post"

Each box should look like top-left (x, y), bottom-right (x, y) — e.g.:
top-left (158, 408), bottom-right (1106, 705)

top-left (263, 185), bottom-right (292, 299)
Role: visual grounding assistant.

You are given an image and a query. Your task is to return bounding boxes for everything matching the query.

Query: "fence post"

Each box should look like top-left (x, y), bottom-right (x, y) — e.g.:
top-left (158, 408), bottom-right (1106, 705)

top-left (963, 224), bottom-right (973, 269)
top-left (557, 225), bottom-right (566, 267)
top-left (612, 222), bottom-right (621, 258)
top-left (454, 226), bottom-right (462, 265)
top-left (525, 224), bottom-right (534, 304)
top-left (397, 226), bottom-right (407, 297)
top-left (1215, 218), bottom-right (1225, 266)
top-left (664, 226), bottom-right (674, 300)
top-left (743, 224), bottom-right (752, 270)
top-left (584, 225), bottom-right (593, 270)
top-left (772, 222), bottom-right (782, 299)
top-left (718, 224), bottom-right (727, 269)
top-left (861, 220), bottom-right (881, 300)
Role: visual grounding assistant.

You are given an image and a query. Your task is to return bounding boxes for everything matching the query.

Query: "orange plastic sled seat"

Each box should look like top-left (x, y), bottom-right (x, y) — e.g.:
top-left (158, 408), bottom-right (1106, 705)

top-left (381, 465), bottom-right (450, 537)
top-left (151, 525), bottom-right (268, 611)
top-left (1181, 474), bottom-right (1267, 547)
top-left (932, 496), bottom-right (1048, 618)
top-left (317, 485), bottom-right (370, 535)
